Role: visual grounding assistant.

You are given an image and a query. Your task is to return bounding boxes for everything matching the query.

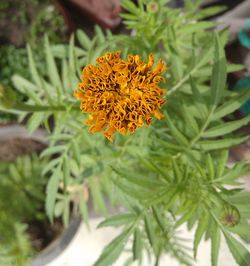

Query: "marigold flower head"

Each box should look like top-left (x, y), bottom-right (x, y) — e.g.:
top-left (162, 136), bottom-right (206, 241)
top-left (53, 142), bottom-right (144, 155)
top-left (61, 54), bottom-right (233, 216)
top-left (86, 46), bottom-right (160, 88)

top-left (74, 51), bottom-right (167, 141)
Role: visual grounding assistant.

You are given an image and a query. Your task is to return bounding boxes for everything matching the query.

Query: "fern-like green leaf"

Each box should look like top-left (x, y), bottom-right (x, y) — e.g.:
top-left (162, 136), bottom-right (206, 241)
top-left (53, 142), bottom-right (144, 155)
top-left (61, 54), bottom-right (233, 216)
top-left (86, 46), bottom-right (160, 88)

top-left (194, 213), bottom-right (209, 258)
top-left (198, 136), bottom-right (249, 151)
top-left (94, 227), bottom-right (132, 266)
top-left (133, 228), bottom-right (142, 261)
top-left (45, 167), bottom-right (61, 222)
top-left (97, 213), bottom-right (136, 228)
top-left (203, 115), bottom-right (250, 138)
top-left (212, 89), bottom-right (250, 120)
top-left (44, 35), bottom-right (63, 99)
top-left (224, 232), bottom-right (250, 266)
top-left (210, 34), bottom-right (226, 107)
top-left (211, 224), bottom-right (221, 266)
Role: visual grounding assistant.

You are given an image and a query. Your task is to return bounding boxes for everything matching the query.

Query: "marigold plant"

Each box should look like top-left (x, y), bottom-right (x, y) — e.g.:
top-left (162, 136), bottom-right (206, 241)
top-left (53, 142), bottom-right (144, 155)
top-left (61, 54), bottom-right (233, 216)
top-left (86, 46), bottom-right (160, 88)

top-left (1, 0), bottom-right (250, 266)
top-left (74, 51), bottom-right (166, 141)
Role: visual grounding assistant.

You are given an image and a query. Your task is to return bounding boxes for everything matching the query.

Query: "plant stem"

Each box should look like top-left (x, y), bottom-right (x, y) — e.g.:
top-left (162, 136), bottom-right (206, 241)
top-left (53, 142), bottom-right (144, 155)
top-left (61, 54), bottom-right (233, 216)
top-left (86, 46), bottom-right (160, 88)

top-left (167, 45), bottom-right (213, 96)
top-left (13, 102), bottom-right (79, 112)
top-left (188, 105), bottom-right (216, 149)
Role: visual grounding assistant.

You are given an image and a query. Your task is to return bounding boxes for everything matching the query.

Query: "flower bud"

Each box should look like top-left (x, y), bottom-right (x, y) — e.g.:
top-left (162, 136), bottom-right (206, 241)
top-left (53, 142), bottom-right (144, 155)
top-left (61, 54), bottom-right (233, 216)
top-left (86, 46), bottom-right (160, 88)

top-left (147, 1), bottom-right (159, 13)
top-left (220, 205), bottom-right (240, 227)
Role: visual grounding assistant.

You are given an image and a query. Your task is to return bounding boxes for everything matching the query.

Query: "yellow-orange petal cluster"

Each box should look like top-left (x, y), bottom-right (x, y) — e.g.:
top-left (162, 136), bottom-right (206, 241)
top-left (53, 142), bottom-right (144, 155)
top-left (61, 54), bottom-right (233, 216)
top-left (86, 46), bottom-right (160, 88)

top-left (74, 51), bottom-right (167, 141)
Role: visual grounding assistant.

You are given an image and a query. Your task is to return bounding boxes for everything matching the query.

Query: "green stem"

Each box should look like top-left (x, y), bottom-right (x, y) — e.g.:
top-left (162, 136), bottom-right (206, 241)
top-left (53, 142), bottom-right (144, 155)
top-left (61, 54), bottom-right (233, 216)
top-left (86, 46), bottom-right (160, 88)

top-left (168, 75), bottom-right (189, 96)
top-left (167, 46), bottom-right (213, 96)
top-left (13, 102), bottom-right (79, 112)
top-left (188, 105), bottom-right (216, 149)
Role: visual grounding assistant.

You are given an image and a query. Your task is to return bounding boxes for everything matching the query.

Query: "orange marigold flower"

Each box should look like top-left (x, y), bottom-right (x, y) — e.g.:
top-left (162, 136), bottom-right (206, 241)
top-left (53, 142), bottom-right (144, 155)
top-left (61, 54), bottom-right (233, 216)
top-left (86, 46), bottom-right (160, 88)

top-left (74, 51), bottom-right (167, 141)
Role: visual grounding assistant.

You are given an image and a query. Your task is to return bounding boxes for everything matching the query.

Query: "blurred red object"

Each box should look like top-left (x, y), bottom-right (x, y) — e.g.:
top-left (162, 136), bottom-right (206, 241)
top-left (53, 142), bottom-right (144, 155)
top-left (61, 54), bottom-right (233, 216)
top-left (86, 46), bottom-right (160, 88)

top-left (56, 0), bottom-right (121, 33)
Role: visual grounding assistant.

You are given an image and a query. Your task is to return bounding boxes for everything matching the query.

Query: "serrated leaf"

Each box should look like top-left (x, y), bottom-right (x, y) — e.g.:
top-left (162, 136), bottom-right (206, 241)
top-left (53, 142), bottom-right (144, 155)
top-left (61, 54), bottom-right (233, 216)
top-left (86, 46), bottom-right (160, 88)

top-left (175, 205), bottom-right (197, 228)
top-left (79, 191), bottom-right (89, 227)
top-left (185, 0), bottom-right (202, 11)
top-left (46, 167), bottom-right (61, 222)
top-left (51, 44), bottom-right (68, 58)
top-left (26, 112), bottom-right (45, 134)
top-left (187, 208), bottom-right (199, 230)
top-left (121, 0), bottom-right (140, 15)
top-left (44, 35), bottom-right (63, 98)
top-left (195, 6), bottom-right (226, 19)
top-left (229, 223), bottom-right (250, 242)
top-left (227, 63), bottom-right (245, 73)
top-left (49, 133), bottom-right (73, 141)
top-left (97, 213), bottom-right (136, 228)
top-left (144, 187), bottom-right (177, 206)
top-left (40, 78), bottom-right (55, 103)
top-left (94, 227), bottom-right (132, 266)
top-left (120, 13), bottom-right (137, 21)
top-left (169, 51), bottom-right (183, 80)
top-left (9, 164), bottom-right (22, 180)
top-left (211, 224), bottom-right (221, 266)
top-left (204, 216), bottom-right (214, 241)
top-left (63, 156), bottom-right (70, 191)
top-left (51, 44), bottom-right (86, 58)
top-left (95, 25), bottom-right (106, 43)
top-left (157, 139), bottom-right (186, 152)
top-left (12, 75), bottom-right (43, 104)
top-left (88, 40), bottom-right (108, 64)
top-left (212, 89), bottom-right (250, 120)
top-left (27, 44), bottom-right (42, 87)
top-left (172, 159), bottom-right (182, 182)
top-left (216, 161), bottom-right (249, 184)
top-left (198, 136), bottom-right (249, 151)
top-left (165, 111), bottom-right (189, 146)
top-left (180, 21), bottom-right (215, 34)
top-left (114, 178), bottom-right (152, 200)
top-left (42, 158), bottom-right (60, 176)
top-left (224, 232), bottom-right (250, 266)
top-left (133, 229), bottom-right (142, 261)
top-left (112, 167), bottom-right (164, 189)
top-left (219, 29), bottom-right (230, 48)
top-left (138, 156), bottom-right (171, 180)
top-left (206, 153), bottom-right (214, 179)
top-left (203, 115), bottom-right (250, 138)
top-left (216, 150), bottom-right (229, 178)
top-left (152, 206), bottom-right (165, 232)
top-left (144, 214), bottom-right (155, 249)
top-left (197, 40), bottom-right (214, 68)
top-left (40, 145), bottom-right (66, 158)
top-left (54, 200), bottom-right (64, 217)
top-left (77, 30), bottom-right (92, 50)
top-left (72, 139), bottom-right (81, 166)
top-left (229, 191), bottom-right (250, 205)
top-left (210, 34), bottom-right (227, 107)
top-left (194, 213), bottom-right (209, 258)
top-left (238, 205), bottom-right (250, 219)
top-left (182, 104), bottom-right (199, 136)
top-left (88, 177), bottom-right (107, 215)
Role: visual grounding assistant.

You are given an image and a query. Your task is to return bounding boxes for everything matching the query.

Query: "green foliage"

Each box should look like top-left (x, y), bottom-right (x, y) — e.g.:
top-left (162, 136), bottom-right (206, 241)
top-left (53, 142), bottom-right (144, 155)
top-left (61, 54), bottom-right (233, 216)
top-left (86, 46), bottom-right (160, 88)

top-left (0, 222), bottom-right (33, 266)
top-left (0, 155), bottom-right (49, 265)
top-left (0, 46), bottom-right (29, 87)
top-left (27, 4), bottom-right (66, 46)
top-left (0, 0), bottom-right (66, 122)
top-left (4, 0), bottom-right (250, 266)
